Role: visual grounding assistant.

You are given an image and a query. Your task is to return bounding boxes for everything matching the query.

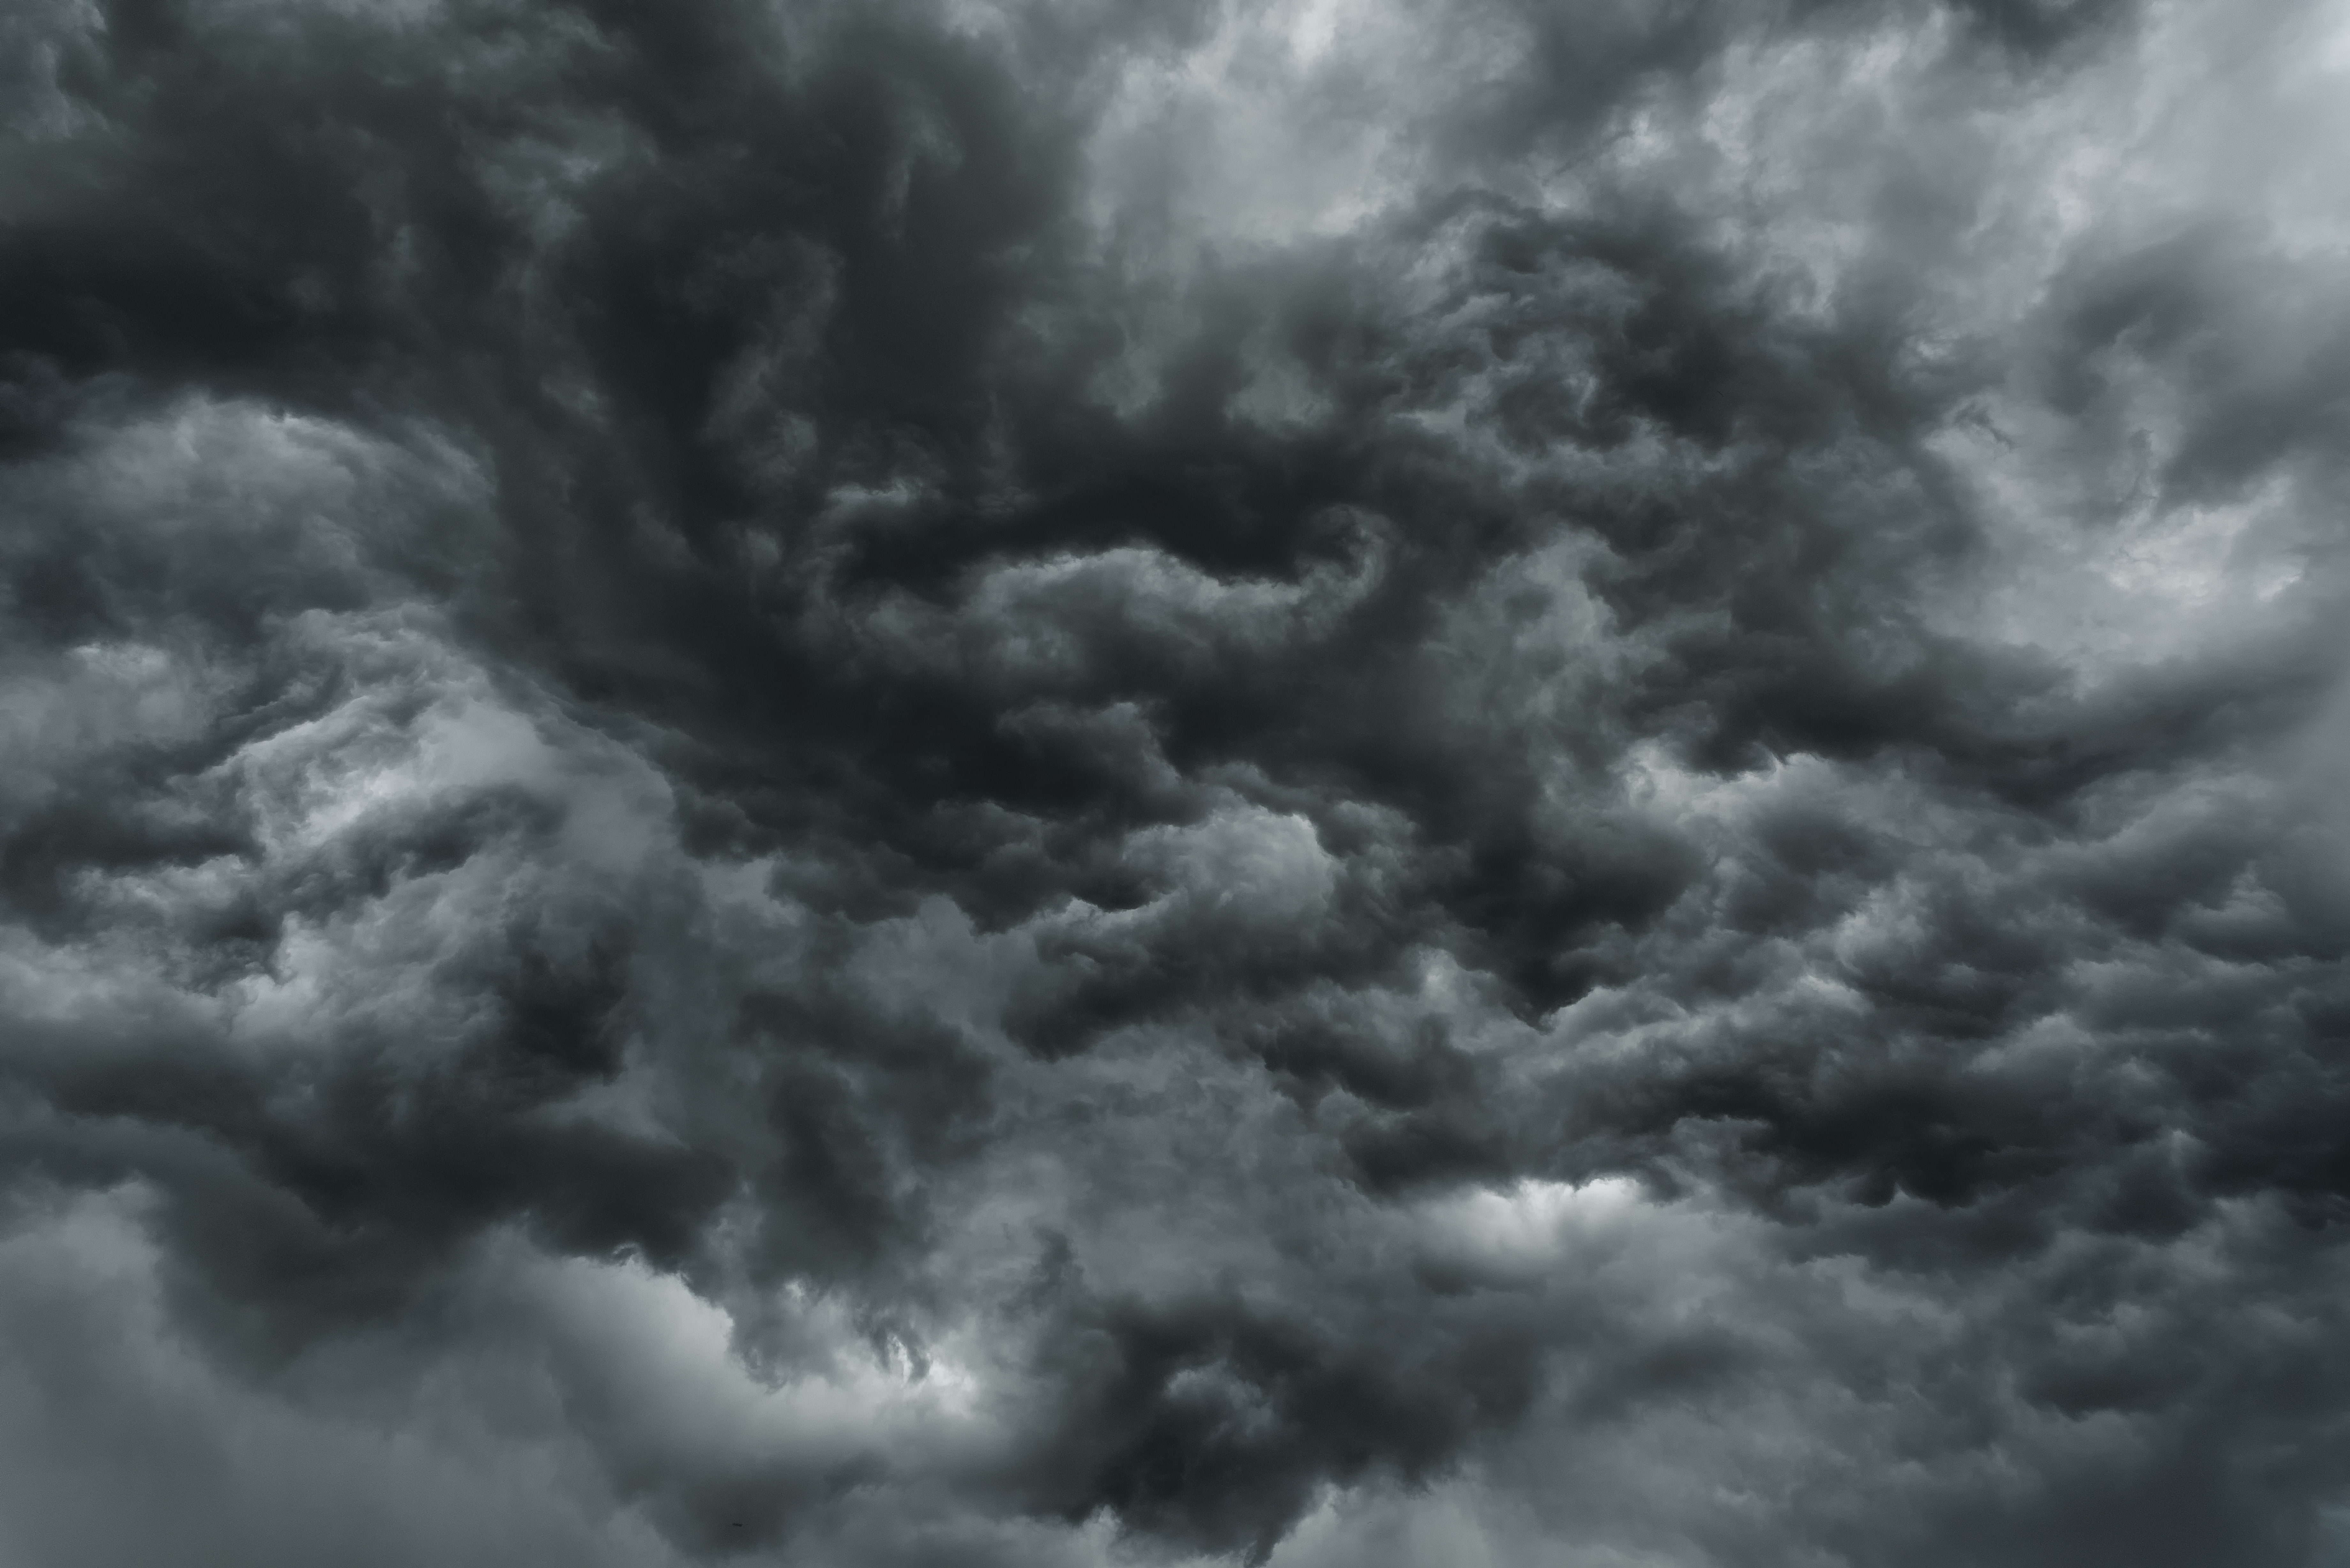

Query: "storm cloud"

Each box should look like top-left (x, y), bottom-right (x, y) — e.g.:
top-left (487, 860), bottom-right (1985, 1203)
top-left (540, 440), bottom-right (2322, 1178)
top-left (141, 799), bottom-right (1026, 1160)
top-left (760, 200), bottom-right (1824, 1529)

top-left (5, 0), bottom-right (2350, 1563)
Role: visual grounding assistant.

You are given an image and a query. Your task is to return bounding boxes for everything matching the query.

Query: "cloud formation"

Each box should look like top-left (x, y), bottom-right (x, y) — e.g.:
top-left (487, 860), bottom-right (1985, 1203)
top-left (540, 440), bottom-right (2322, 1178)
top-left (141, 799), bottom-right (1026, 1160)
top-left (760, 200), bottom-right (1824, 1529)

top-left (5, 0), bottom-right (2350, 1563)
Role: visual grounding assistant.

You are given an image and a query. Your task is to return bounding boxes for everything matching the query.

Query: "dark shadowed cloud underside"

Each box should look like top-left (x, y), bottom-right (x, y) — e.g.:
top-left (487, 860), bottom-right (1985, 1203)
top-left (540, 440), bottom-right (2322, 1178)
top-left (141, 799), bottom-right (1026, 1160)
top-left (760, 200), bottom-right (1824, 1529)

top-left (5, 1), bottom-right (2350, 1564)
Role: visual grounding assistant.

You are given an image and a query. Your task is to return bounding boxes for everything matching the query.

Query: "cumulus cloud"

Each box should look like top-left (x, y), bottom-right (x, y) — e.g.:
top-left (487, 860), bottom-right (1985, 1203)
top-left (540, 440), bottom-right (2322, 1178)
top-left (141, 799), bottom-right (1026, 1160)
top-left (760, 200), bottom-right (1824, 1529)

top-left (5, 0), bottom-right (2350, 1563)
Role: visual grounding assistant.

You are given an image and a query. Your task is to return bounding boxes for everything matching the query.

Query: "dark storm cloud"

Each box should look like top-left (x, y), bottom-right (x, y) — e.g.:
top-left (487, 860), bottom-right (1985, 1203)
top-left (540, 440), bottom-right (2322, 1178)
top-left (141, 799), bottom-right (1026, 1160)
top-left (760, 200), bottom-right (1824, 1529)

top-left (5, 0), bottom-right (2350, 1564)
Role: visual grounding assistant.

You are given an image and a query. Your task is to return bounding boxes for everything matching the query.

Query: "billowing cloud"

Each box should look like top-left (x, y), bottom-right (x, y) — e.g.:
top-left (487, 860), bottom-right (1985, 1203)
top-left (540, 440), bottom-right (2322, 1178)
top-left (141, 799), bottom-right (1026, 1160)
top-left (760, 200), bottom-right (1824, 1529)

top-left (5, 0), bottom-right (2350, 1563)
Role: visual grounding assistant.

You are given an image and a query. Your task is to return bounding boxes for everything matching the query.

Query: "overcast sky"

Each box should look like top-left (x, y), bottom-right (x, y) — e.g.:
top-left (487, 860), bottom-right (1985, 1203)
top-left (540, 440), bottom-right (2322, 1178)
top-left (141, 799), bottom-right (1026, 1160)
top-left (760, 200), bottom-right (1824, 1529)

top-left (5, 1), bottom-right (2350, 1564)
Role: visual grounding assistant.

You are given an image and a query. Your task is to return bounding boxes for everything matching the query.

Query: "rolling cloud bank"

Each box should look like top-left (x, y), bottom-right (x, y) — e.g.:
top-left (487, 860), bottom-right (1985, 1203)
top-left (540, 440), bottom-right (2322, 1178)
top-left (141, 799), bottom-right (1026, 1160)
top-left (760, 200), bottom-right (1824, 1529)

top-left (6, 0), bottom-right (2350, 1563)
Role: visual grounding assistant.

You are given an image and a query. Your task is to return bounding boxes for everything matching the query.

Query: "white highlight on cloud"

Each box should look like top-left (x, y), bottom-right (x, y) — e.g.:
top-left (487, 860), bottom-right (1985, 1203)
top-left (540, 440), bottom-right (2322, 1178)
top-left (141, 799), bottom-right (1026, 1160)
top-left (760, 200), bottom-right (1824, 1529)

top-left (1423, 1174), bottom-right (1646, 1268)
top-left (489, 1240), bottom-right (1002, 1483)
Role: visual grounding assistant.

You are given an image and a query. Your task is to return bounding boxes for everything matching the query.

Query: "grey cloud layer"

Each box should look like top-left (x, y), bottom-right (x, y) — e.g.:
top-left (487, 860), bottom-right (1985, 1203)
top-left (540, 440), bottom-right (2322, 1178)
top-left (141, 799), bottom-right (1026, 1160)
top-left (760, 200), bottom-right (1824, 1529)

top-left (5, 0), bottom-right (2350, 1564)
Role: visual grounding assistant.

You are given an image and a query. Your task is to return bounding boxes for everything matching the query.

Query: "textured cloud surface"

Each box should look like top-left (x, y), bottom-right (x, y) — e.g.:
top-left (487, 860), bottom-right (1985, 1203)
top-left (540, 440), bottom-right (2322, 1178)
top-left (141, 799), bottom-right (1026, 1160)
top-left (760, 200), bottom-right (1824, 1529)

top-left (7, 1), bottom-right (2350, 1563)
